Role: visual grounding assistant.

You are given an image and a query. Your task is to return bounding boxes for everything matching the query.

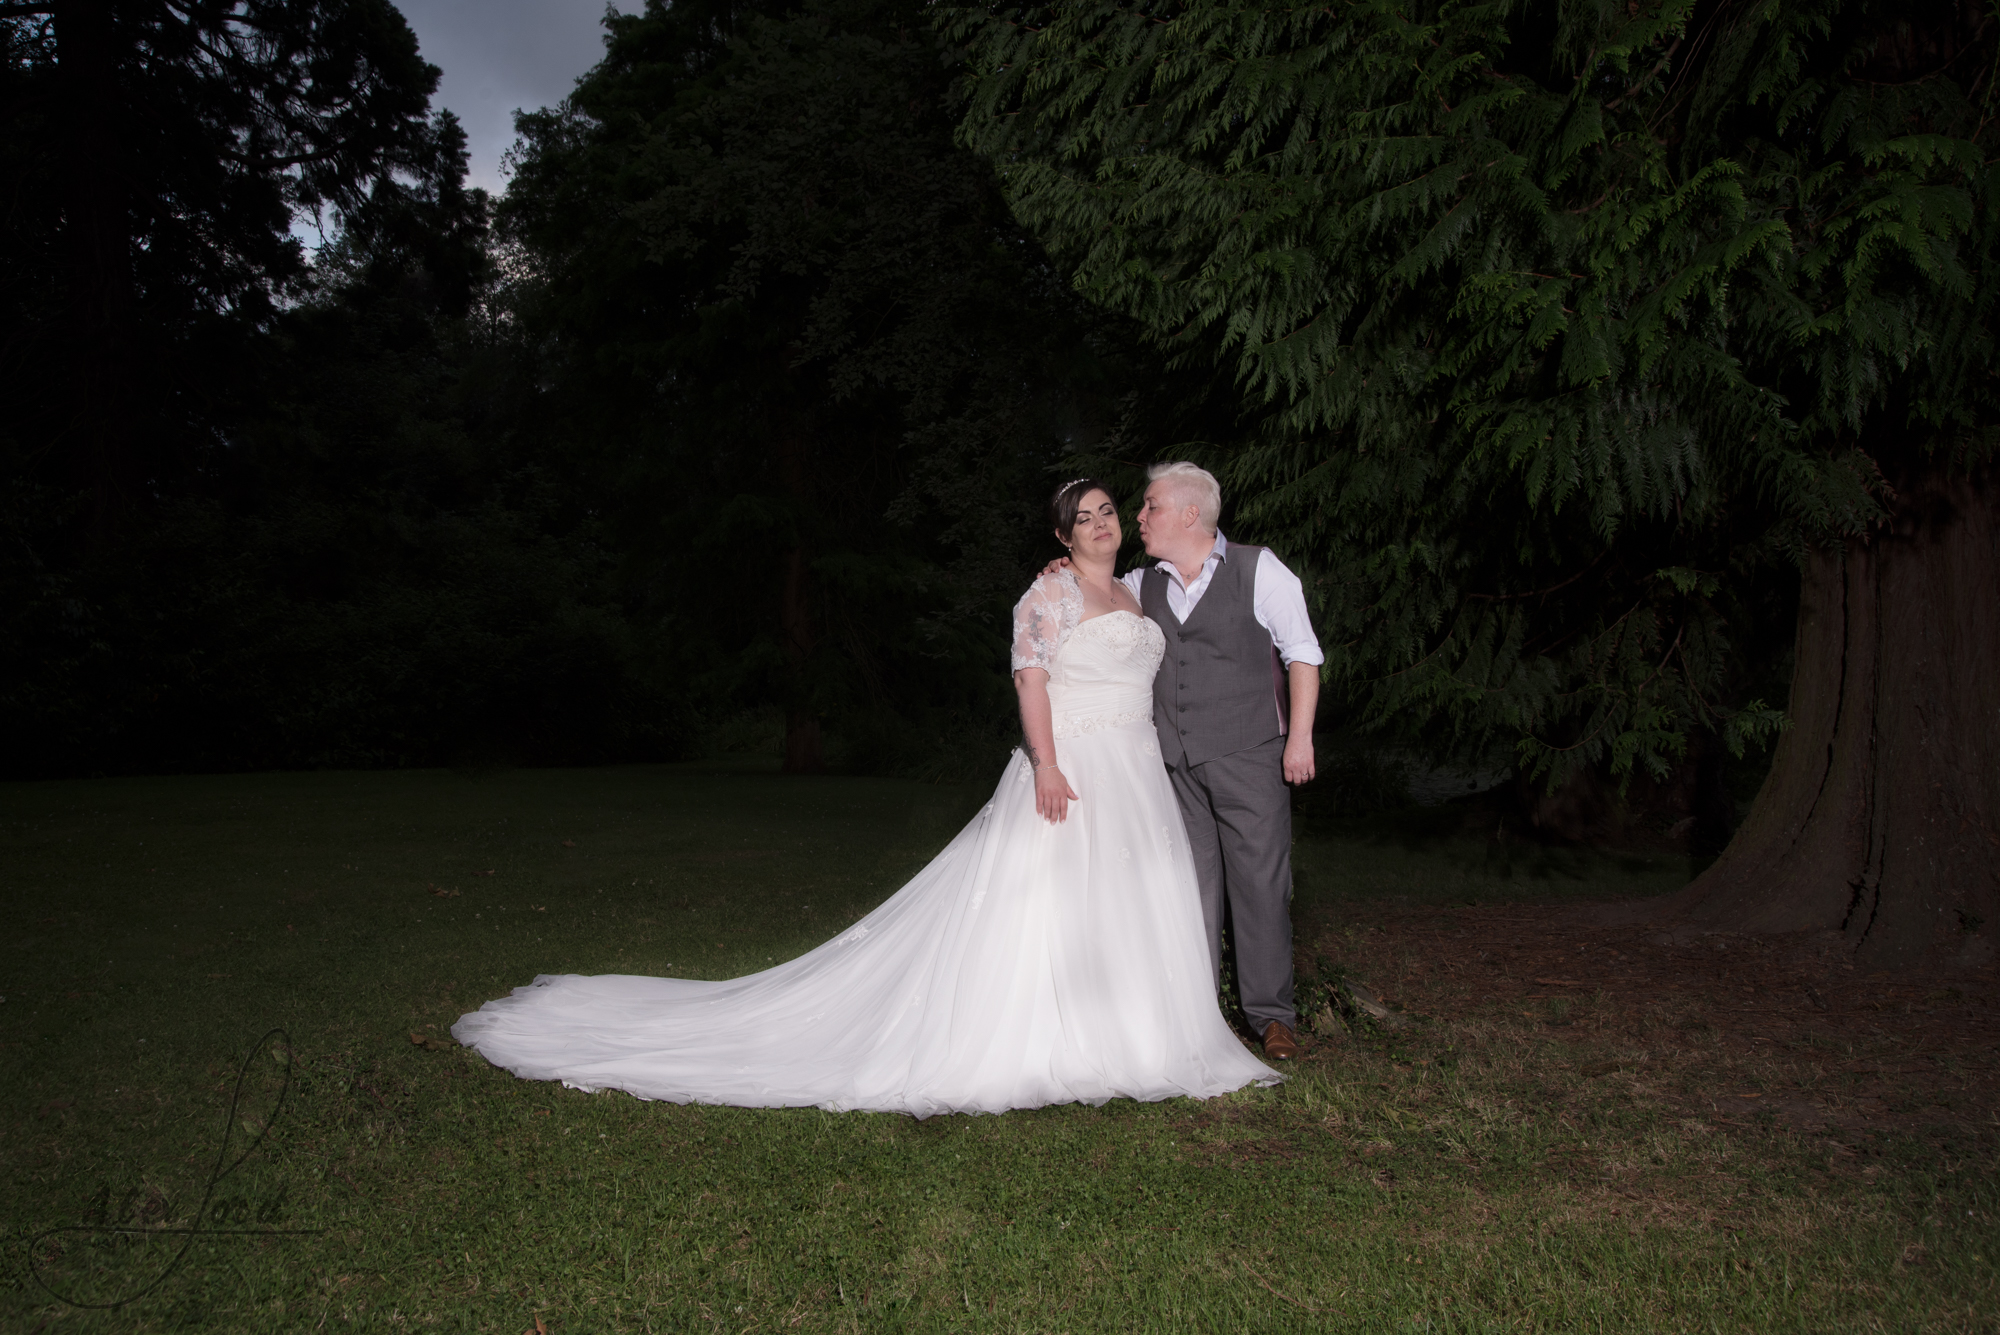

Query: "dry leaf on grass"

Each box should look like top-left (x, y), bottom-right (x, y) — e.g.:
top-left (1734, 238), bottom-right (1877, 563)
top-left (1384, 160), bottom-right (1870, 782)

top-left (1311, 902), bottom-right (2000, 1140)
top-left (409, 1031), bottom-right (456, 1052)
top-left (429, 885), bottom-right (460, 898)
top-left (1240, 1260), bottom-right (1324, 1313)
top-left (1344, 981), bottom-right (1414, 1030)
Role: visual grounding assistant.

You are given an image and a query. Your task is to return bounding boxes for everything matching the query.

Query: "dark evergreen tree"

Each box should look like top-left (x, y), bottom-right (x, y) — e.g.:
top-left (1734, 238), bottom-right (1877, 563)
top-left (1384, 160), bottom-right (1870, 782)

top-left (128, 115), bottom-right (694, 772)
top-left (0, 0), bottom-right (444, 538)
top-left (1, 2), bottom-right (690, 773)
top-left (954, 0), bottom-right (1997, 965)
top-left (500, 0), bottom-right (1143, 772)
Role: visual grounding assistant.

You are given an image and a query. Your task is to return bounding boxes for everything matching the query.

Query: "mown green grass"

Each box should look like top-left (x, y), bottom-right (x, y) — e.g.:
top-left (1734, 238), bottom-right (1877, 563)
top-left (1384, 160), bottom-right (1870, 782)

top-left (3, 762), bottom-right (1994, 1332)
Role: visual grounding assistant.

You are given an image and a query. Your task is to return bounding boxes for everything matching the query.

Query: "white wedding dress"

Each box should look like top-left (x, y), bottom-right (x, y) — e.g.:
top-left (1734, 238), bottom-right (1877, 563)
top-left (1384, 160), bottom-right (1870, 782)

top-left (452, 571), bottom-right (1280, 1116)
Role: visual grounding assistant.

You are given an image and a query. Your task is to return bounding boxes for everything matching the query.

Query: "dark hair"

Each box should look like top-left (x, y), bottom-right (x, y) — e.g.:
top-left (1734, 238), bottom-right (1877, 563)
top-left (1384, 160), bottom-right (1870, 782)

top-left (1048, 477), bottom-right (1115, 539)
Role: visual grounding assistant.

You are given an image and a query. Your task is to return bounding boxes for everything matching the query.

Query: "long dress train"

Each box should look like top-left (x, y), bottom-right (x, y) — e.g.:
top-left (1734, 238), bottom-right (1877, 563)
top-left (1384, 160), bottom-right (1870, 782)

top-left (452, 573), bottom-right (1279, 1116)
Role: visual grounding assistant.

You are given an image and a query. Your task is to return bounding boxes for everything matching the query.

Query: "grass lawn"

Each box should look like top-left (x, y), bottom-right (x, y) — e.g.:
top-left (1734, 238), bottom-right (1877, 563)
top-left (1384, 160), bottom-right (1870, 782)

top-left (3, 761), bottom-right (1995, 1332)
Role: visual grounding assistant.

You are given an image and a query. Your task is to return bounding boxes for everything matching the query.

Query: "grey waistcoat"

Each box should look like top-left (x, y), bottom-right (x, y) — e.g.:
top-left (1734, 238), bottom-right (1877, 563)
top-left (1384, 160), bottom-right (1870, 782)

top-left (1142, 545), bottom-right (1288, 769)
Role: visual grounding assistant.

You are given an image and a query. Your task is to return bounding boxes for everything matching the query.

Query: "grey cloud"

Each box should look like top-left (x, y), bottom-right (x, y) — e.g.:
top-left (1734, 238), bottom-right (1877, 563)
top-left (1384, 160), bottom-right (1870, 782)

top-left (396, 0), bottom-right (631, 193)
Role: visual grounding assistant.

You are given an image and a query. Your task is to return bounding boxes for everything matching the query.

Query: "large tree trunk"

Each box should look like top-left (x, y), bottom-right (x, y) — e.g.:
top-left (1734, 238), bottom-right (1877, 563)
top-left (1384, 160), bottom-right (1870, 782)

top-left (1666, 462), bottom-right (1999, 970)
top-left (52, 0), bottom-right (136, 544)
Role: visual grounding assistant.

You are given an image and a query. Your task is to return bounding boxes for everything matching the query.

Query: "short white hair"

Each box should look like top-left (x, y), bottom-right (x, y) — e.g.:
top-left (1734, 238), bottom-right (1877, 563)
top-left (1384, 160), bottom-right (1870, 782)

top-left (1146, 461), bottom-right (1221, 533)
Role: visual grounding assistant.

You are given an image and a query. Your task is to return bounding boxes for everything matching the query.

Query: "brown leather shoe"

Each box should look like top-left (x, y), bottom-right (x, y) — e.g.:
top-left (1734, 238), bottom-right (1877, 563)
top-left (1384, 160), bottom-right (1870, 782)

top-left (1261, 1020), bottom-right (1300, 1061)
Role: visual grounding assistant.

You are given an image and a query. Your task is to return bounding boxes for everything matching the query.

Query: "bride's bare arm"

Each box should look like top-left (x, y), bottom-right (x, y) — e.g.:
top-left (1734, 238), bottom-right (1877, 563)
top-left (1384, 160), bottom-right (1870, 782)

top-left (1014, 667), bottom-right (1079, 822)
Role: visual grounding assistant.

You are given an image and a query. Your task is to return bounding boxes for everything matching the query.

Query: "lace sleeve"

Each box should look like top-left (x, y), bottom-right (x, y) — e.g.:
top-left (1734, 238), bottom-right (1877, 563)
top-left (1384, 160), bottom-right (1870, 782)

top-left (1009, 572), bottom-right (1082, 673)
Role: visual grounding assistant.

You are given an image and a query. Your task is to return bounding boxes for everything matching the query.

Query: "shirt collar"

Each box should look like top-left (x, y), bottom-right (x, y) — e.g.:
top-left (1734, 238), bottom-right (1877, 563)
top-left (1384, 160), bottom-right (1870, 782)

top-left (1155, 531), bottom-right (1228, 572)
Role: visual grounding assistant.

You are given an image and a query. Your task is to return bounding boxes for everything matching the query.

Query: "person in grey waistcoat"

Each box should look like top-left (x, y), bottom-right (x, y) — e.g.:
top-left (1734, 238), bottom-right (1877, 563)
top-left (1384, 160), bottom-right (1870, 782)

top-left (1053, 461), bottom-right (1322, 1060)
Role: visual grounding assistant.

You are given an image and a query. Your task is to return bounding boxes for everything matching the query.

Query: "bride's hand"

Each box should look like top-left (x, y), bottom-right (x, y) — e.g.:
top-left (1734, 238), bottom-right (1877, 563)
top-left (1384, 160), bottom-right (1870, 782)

top-left (1034, 767), bottom-right (1079, 823)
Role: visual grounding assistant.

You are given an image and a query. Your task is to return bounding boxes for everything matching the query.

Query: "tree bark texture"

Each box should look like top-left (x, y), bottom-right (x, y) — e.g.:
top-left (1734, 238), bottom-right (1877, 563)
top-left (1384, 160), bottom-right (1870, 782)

top-left (1675, 464), bottom-right (1999, 969)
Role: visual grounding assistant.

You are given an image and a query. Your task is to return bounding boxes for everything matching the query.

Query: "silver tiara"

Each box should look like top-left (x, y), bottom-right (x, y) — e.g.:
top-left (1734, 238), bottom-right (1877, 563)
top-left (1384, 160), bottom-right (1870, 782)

top-left (1059, 477), bottom-right (1093, 493)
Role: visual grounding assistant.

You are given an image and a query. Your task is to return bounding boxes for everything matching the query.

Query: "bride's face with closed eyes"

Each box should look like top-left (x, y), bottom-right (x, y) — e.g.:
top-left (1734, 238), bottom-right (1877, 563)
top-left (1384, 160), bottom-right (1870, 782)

top-left (1064, 489), bottom-right (1121, 560)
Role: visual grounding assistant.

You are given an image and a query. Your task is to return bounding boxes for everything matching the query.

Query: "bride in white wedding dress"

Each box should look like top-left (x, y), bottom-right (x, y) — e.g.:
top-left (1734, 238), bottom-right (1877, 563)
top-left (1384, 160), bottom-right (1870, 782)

top-left (452, 480), bottom-right (1280, 1116)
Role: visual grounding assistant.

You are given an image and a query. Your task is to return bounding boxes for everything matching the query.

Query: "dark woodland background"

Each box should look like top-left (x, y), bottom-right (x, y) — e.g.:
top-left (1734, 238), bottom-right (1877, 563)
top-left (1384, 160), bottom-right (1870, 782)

top-left (3, 0), bottom-right (1167, 780)
top-left (3, 0), bottom-right (1995, 964)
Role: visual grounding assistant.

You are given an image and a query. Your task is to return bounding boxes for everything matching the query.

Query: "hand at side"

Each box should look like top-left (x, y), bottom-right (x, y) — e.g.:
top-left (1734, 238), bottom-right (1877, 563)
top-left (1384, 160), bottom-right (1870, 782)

top-left (1034, 767), bottom-right (1081, 823)
top-left (1014, 665), bottom-right (1079, 821)
top-left (1283, 660), bottom-right (1319, 784)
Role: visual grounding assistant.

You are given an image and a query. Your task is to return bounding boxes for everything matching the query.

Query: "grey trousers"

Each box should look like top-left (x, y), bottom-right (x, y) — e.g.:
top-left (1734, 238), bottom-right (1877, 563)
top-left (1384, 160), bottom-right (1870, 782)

top-left (1166, 734), bottom-right (1295, 1033)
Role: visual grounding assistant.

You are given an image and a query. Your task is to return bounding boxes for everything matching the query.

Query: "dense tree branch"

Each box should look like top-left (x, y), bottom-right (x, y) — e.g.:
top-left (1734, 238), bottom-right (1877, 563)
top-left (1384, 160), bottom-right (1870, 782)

top-left (1464, 551), bottom-right (1607, 602)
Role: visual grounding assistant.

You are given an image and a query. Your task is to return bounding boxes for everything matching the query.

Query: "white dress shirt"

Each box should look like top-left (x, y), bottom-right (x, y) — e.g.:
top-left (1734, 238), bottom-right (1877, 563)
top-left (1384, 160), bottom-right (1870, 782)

top-left (1119, 532), bottom-right (1325, 667)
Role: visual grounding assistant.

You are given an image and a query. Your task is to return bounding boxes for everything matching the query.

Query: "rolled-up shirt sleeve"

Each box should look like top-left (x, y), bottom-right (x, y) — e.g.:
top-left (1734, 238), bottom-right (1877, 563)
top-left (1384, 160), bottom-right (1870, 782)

top-left (1253, 549), bottom-right (1324, 667)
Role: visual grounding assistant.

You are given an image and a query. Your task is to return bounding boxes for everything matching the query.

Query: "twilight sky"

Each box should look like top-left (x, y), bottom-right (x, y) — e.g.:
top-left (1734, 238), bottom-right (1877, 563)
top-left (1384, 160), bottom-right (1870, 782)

top-left (396, 0), bottom-right (634, 196)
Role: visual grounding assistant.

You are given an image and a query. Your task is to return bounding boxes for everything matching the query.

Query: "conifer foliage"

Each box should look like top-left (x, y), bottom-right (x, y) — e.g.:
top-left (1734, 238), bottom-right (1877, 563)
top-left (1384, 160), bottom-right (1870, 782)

top-left (498, 0), bottom-right (1135, 773)
top-left (2, 0), bottom-right (447, 533)
top-left (953, 0), bottom-right (1998, 962)
top-left (1, 2), bottom-right (668, 774)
